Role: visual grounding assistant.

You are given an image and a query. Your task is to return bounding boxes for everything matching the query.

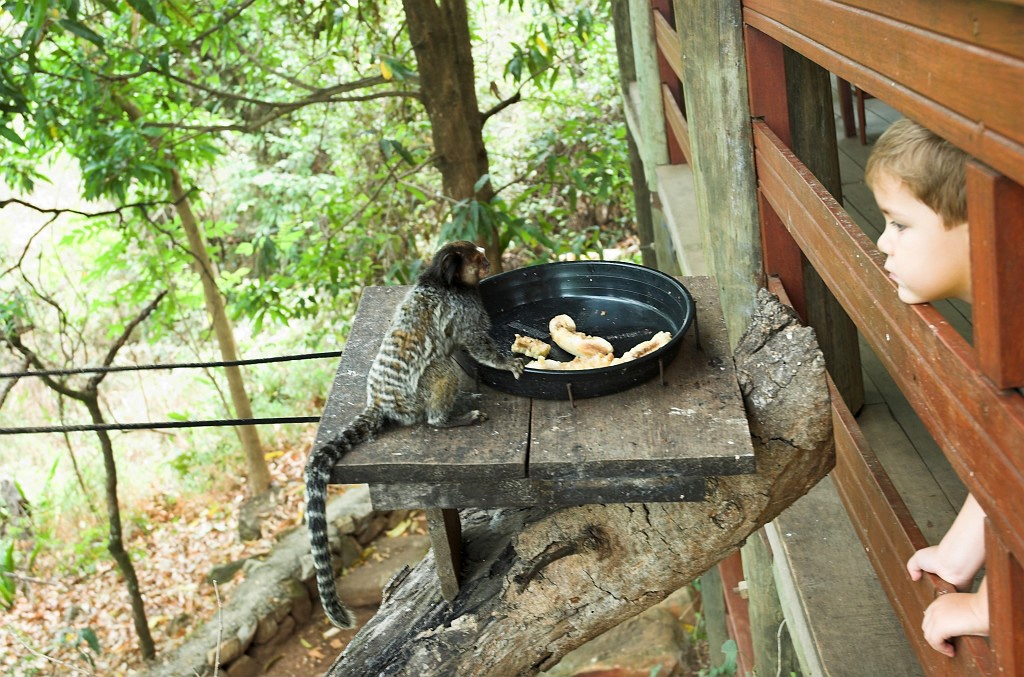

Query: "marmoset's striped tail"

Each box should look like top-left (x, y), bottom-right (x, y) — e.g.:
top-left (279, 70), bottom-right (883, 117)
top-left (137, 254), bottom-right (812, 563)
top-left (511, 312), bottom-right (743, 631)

top-left (304, 407), bottom-right (385, 628)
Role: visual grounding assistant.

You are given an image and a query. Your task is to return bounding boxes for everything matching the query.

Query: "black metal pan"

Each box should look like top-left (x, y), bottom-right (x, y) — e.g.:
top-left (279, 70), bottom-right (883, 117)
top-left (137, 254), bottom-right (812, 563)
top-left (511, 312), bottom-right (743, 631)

top-left (456, 260), bottom-right (695, 400)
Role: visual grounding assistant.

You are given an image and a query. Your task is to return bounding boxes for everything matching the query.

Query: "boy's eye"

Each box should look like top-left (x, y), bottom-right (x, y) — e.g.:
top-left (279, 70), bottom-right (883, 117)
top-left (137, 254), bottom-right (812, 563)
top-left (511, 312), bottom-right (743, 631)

top-left (889, 220), bottom-right (907, 232)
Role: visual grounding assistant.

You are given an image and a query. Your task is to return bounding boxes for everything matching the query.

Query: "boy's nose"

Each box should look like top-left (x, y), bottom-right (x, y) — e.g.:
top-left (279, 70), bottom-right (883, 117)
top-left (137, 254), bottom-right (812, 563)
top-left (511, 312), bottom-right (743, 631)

top-left (877, 227), bottom-right (892, 256)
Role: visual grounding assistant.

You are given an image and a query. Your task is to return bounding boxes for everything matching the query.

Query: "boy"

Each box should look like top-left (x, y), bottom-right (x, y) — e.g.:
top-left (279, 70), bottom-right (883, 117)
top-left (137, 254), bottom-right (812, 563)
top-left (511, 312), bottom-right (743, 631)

top-left (865, 118), bottom-right (987, 658)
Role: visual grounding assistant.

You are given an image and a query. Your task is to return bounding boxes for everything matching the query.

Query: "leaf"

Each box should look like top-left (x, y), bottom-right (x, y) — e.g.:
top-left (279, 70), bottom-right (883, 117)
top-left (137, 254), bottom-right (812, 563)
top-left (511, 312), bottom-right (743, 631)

top-left (473, 173), bottom-right (491, 193)
top-left (379, 60), bottom-right (392, 81)
top-left (58, 18), bottom-right (105, 48)
top-left (125, 0), bottom-right (159, 23)
top-left (0, 125), bottom-right (25, 146)
top-left (79, 627), bottom-right (102, 654)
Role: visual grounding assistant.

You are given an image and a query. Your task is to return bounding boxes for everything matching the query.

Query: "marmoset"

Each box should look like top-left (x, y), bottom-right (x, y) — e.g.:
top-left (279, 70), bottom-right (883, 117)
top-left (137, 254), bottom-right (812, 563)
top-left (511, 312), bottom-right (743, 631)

top-left (304, 240), bottom-right (524, 628)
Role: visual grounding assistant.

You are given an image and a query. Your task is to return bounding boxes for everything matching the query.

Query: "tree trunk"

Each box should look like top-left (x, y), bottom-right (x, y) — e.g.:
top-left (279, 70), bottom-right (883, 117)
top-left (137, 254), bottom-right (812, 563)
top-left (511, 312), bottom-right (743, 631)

top-left (114, 94), bottom-right (271, 496)
top-left (329, 289), bottom-right (834, 675)
top-left (4, 293), bottom-right (166, 661)
top-left (167, 169), bottom-right (271, 496)
top-left (83, 395), bottom-right (156, 660)
top-left (402, 0), bottom-right (503, 271)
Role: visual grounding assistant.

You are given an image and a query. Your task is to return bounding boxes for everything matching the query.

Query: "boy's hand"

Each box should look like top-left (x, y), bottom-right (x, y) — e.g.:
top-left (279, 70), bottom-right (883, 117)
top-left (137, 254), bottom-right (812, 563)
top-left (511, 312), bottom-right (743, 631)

top-left (922, 591), bottom-right (988, 657)
top-left (907, 545), bottom-right (978, 590)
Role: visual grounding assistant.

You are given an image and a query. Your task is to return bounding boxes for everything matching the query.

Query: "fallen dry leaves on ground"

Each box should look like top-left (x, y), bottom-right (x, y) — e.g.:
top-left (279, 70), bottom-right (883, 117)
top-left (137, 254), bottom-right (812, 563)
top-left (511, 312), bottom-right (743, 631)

top-left (1, 428), bottom-right (327, 676)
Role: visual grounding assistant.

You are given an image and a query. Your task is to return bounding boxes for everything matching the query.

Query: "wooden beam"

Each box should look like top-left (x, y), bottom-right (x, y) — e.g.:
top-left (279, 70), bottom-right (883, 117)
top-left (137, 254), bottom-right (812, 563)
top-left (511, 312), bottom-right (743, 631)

top-left (830, 0), bottom-right (1024, 60)
top-left (661, 83), bottom-right (691, 163)
top-left (676, 0), bottom-right (764, 345)
top-left (987, 526), bottom-right (1024, 674)
top-left (752, 120), bottom-right (1024, 567)
top-left (718, 550), bottom-right (754, 676)
top-left (653, 8), bottom-right (682, 81)
top-left (743, 2), bottom-right (1024, 187)
top-left (967, 162), bottom-right (1024, 389)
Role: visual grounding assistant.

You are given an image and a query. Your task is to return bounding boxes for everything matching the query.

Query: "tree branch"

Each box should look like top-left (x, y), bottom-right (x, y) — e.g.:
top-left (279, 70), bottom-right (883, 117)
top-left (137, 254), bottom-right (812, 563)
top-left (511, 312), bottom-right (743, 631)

top-left (480, 90), bottom-right (521, 126)
top-left (87, 290), bottom-right (168, 389)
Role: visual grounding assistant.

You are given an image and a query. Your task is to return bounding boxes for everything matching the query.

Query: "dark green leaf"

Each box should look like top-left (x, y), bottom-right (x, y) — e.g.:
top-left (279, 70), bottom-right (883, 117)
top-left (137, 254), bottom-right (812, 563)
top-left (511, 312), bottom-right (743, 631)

top-left (58, 19), bottom-right (105, 48)
top-left (125, 0), bottom-right (159, 23)
top-left (0, 126), bottom-right (25, 146)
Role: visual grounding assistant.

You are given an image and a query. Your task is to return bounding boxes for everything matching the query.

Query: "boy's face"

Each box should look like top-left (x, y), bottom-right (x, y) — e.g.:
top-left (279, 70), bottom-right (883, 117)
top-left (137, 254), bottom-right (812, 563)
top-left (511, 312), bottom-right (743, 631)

top-left (872, 171), bottom-right (971, 304)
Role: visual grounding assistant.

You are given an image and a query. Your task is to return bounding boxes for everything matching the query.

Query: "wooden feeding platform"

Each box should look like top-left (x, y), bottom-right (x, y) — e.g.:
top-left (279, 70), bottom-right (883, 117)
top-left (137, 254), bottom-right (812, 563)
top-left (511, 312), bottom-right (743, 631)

top-left (315, 275), bottom-right (755, 599)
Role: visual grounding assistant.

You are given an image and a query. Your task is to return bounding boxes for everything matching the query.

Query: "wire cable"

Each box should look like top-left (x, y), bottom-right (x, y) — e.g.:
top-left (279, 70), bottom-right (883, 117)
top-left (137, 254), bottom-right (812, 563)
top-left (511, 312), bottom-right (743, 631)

top-left (0, 351), bottom-right (343, 379)
top-left (0, 416), bottom-right (322, 435)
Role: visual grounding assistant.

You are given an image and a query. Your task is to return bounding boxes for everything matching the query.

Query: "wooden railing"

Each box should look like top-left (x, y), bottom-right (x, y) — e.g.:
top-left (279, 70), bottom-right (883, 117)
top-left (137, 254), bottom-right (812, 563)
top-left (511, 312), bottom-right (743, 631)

top-left (647, 0), bottom-right (1024, 673)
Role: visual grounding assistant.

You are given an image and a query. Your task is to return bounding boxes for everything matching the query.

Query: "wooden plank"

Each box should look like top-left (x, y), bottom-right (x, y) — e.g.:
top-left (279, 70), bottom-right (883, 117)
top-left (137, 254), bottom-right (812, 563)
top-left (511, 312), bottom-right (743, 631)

top-left (678, 0), bottom-right (764, 343)
top-left (661, 83), bottom-right (691, 164)
top-left (752, 120), bottom-right (1024, 566)
top-left (320, 286), bottom-right (531, 484)
top-left (529, 276), bottom-right (754, 480)
top-left (835, 0), bottom-right (1024, 61)
top-left (987, 526), bottom-right (1024, 674)
top-left (425, 508), bottom-right (461, 602)
top-left (718, 551), bottom-right (754, 676)
top-left (967, 162), bottom-right (1024, 389)
top-left (741, 532), bottom-right (801, 676)
top-left (830, 378), bottom-right (994, 675)
top-left (653, 7), bottom-right (682, 81)
top-left (629, 0), bottom-right (669, 187)
top-left (368, 474), bottom-right (706, 510)
top-left (743, 3), bottom-right (1024, 187)
top-left (744, 0), bottom-right (1024, 147)
top-left (744, 26), bottom-right (806, 315)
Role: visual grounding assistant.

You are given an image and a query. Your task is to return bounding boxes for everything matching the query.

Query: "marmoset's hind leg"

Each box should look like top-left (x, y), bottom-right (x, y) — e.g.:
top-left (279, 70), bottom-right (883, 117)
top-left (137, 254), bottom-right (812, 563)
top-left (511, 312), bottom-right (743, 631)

top-left (422, 359), bottom-right (485, 427)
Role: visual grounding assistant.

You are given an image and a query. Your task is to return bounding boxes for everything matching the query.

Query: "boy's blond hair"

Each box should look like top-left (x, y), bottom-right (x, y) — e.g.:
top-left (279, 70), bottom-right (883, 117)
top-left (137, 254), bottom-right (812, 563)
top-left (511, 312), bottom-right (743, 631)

top-left (865, 118), bottom-right (969, 228)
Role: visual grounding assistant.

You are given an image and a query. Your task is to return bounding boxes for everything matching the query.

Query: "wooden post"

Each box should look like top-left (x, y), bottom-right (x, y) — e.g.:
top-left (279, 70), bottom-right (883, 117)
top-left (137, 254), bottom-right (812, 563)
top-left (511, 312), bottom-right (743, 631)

top-left (425, 508), bottom-right (462, 602)
top-left (628, 0), bottom-right (669, 190)
top-left (967, 163), bottom-right (1024, 390)
top-left (675, 0), bottom-right (763, 346)
top-left (612, 0), bottom-right (658, 269)
top-left (987, 523), bottom-right (1024, 675)
top-left (782, 47), bottom-right (865, 414)
top-left (742, 531), bottom-right (801, 676)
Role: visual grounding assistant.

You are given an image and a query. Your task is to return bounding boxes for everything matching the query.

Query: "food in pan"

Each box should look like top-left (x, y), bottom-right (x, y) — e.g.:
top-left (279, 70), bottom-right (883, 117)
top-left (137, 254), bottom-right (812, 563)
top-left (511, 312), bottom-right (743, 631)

top-left (511, 334), bottom-right (552, 359)
top-left (621, 330), bottom-right (672, 360)
top-left (517, 315), bottom-right (672, 371)
top-left (548, 314), bottom-right (614, 357)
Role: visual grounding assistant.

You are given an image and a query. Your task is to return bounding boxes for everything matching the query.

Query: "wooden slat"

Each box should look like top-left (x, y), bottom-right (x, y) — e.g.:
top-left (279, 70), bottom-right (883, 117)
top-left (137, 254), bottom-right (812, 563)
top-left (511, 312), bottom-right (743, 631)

top-left (769, 277), bottom-right (994, 674)
top-left (718, 551), bottom-right (754, 676)
top-left (751, 120), bottom-right (1024, 567)
top-left (830, 375), bottom-right (994, 674)
top-left (967, 162), bottom-right (1024, 389)
top-left (745, 0), bottom-right (1024, 145)
top-left (743, 2), bottom-right (1024, 188)
top-left (744, 25), bottom-right (806, 312)
top-left (835, 0), bottom-right (1024, 61)
top-left (653, 8), bottom-right (682, 81)
top-left (987, 526), bottom-right (1024, 674)
top-left (661, 83), bottom-right (691, 164)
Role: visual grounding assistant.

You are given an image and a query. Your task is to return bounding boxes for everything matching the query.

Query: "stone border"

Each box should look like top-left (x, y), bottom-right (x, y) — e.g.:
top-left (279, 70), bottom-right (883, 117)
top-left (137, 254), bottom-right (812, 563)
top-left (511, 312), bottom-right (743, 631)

top-left (146, 486), bottom-right (405, 677)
